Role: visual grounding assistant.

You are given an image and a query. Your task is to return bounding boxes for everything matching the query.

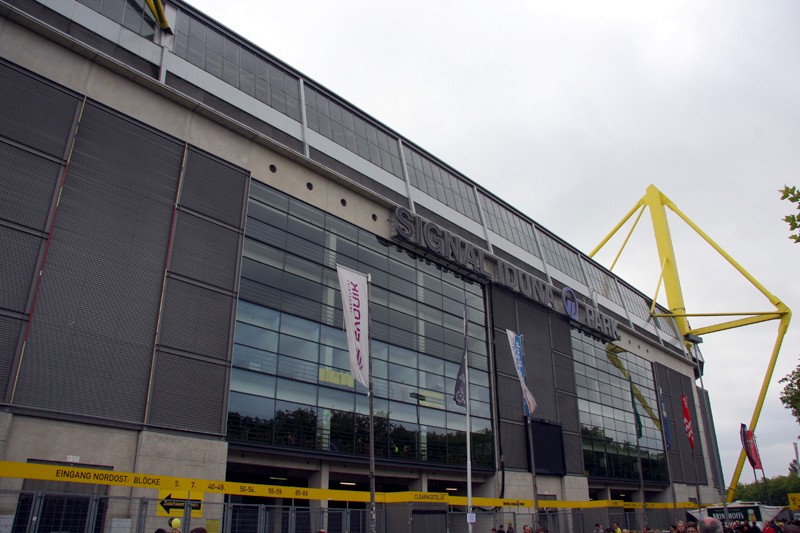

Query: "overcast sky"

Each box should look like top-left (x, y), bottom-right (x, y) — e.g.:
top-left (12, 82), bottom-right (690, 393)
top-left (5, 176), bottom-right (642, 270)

top-left (185, 0), bottom-right (800, 491)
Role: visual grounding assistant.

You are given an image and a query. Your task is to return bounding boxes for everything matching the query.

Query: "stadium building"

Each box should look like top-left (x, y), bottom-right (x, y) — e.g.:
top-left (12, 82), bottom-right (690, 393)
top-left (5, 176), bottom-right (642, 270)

top-left (0, 0), bottom-right (724, 531)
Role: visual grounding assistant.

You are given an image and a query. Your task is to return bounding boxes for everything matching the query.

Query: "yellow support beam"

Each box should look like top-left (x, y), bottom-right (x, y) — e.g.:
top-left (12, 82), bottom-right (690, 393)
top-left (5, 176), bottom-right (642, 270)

top-left (145, 0), bottom-right (170, 30)
top-left (591, 184), bottom-right (791, 502)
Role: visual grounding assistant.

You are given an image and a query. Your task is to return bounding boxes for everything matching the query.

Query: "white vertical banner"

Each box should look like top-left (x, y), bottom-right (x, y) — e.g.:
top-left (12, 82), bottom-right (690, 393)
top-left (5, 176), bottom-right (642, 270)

top-left (336, 264), bottom-right (370, 389)
top-left (506, 329), bottom-right (537, 415)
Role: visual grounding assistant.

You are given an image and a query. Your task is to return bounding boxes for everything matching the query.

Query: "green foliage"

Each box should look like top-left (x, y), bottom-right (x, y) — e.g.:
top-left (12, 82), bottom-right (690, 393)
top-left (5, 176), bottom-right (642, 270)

top-left (780, 185), bottom-right (800, 243)
top-left (779, 364), bottom-right (800, 424)
top-left (733, 474), bottom-right (800, 505)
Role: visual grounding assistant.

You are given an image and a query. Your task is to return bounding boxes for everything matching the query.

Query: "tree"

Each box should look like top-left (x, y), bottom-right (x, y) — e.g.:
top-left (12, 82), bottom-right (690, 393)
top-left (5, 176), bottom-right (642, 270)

top-left (780, 185), bottom-right (800, 243)
top-left (779, 364), bottom-right (800, 424)
top-left (734, 474), bottom-right (800, 505)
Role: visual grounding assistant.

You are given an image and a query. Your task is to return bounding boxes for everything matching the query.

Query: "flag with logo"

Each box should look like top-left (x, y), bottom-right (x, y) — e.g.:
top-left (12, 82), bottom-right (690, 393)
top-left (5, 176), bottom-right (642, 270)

top-left (336, 264), bottom-right (370, 389)
top-left (453, 302), bottom-right (469, 407)
top-left (659, 387), bottom-right (671, 450)
top-left (681, 394), bottom-right (695, 449)
top-left (506, 330), bottom-right (537, 415)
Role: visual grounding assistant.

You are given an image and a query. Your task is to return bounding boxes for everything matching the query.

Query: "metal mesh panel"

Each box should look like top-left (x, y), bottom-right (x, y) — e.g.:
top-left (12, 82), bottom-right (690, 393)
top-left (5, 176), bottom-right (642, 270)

top-left (0, 140), bottom-right (62, 231)
top-left (12, 102), bottom-right (184, 421)
top-left (15, 324), bottom-right (150, 421)
top-left (0, 226), bottom-right (40, 313)
top-left (499, 420), bottom-right (528, 469)
top-left (496, 374), bottom-right (525, 421)
top-left (148, 350), bottom-right (227, 433)
top-left (170, 211), bottom-right (241, 291)
top-left (562, 431), bottom-right (584, 474)
top-left (0, 61), bottom-right (79, 158)
top-left (0, 315), bottom-right (23, 398)
top-left (553, 354), bottom-right (575, 393)
top-left (556, 391), bottom-right (579, 432)
top-left (182, 148), bottom-right (248, 228)
top-left (159, 278), bottom-right (233, 360)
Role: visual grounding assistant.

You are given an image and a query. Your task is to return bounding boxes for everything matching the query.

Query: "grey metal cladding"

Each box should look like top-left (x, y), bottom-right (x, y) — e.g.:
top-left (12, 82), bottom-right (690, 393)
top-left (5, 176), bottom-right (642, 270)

top-left (562, 431), bottom-right (585, 474)
top-left (0, 226), bottom-right (40, 313)
top-left (0, 141), bottom-right (63, 231)
top-left (147, 350), bottom-right (227, 434)
top-left (11, 102), bottom-right (183, 421)
top-left (496, 374), bottom-right (525, 421)
top-left (181, 148), bottom-right (248, 228)
top-left (499, 420), bottom-right (528, 469)
top-left (553, 353), bottom-right (576, 393)
top-left (0, 62), bottom-right (78, 158)
top-left (0, 316), bottom-right (23, 399)
top-left (159, 278), bottom-right (233, 360)
top-left (556, 391), bottom-right (579, 432)
top-left (14, 324), bottom-right (151, 421)
top-left (171, 211), bottom-right (240, 291)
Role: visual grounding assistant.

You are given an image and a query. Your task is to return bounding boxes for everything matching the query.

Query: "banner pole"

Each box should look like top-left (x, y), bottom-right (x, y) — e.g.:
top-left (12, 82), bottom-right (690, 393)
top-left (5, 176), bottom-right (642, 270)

top-left (367, 273), bottom-right (376, 533)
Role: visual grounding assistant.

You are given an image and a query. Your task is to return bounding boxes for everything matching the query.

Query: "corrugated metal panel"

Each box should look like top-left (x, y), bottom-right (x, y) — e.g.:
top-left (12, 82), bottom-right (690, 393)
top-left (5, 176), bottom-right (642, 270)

top-left (500, 420), bottom-right (528, 469)
top-left (12, 102), bottom-right (183, 421)
top-left (0, 226), bottom-right (40, 313)
top-left (170, 211), bottom-right (240, 291)
top-left (182, 148), bottom-right (248, 228)
top-left (554, 354), bottom-right (576, 393)
top-left (15, 323), bottom-right (151, 421)
top-left (0, 141), bottom-right (62, 231)
top-left (0, 61), bottom-right (79, 158)
top-left (557, 391), bottom-right (579, 433)
top-left (562, 431), bottom-right (584, 475)
top-left (147, 350), bottom-right (227, 434)
top-left (0, 316), bottom-right (23, 399)
top-left (159, 278), bottom-right (233, 360)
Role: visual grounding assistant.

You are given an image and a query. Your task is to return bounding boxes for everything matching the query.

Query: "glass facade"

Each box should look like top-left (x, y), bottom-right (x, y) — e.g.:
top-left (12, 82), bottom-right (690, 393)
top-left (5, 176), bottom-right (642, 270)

top-left (78, 0), bottom-right (156, 38)
top-left (228, 180), bottom-right (493, 468)
top-left (538, 230), bottom-right (587, 284)
top-left (573, 330), bottom-right (668, 484)
top-left (305, 87), bottom-right (404, 179)
top-left (478, 191), bottom-right (541, 258)
top-left (173, 8), bottom-right (302, 121)
top-left (404, 146), bottom-right (482, 223)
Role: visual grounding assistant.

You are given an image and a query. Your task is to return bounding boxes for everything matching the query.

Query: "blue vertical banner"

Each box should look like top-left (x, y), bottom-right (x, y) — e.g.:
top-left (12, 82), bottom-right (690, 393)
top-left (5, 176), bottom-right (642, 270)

top-left (506, 329), bottom-right (537, 415)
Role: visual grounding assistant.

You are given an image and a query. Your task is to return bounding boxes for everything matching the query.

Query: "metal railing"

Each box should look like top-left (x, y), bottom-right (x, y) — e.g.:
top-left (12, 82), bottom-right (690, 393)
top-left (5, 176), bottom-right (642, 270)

top-left (1, 490), bottom-right (694, 533)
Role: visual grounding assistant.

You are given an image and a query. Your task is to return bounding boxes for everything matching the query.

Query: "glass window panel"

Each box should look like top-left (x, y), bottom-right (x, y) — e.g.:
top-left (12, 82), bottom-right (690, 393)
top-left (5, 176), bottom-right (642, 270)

top-left (233, 343), bottom-right (278, 374)
top-left (237, 300), bottom-right (280, 330)
top-left (389, 401), bottom-right (418, 424)
top-left (234, 322), bottom-right (278, 351)
top-left (229, 391), bottom-right (275, 419)
top-left (279, 334), bottom-right (319, 362)
top-left (231, 368), bottom-right (276, 397)
top-left (280, 314), bottom-right (320, 340)
top-left (318, 387), bottom-right (354, 412)
top-left (389, 363), bottom-right (418, 386)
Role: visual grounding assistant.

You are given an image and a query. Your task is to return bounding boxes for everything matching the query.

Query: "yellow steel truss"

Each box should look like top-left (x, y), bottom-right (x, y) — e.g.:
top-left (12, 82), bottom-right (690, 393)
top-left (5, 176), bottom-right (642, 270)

top-left (589, 184), bottom-right (791, 502)
top-left (144, 0), bottom-right (170, 30)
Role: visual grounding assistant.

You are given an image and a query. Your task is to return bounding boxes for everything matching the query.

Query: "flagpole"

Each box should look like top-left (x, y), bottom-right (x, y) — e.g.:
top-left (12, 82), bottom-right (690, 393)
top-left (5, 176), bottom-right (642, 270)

top-left (366, 274), bottom-right (376, 533)
top-left (630, 378), bottom-right (647, 528)
top-left (656, 379), bottom-right (678, 516)
top-left (525, 414), bottom-right (540, 530)
top-left (453, 301), bottom-right (474, 532)
top-left (465, 331), bottom-right (473, 533)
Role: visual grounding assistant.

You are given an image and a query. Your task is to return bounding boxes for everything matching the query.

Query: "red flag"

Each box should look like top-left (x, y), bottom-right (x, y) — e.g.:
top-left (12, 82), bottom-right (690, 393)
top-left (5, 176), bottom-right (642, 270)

top-left (681, 394), bottom-right (695, 449)
top-left (740, 424), bottom-right (763, 470)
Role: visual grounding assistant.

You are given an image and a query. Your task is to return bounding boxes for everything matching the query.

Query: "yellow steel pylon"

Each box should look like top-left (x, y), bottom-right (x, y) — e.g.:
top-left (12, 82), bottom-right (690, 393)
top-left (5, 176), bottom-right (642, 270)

top-left (589, 184), bottom-right (791, 502)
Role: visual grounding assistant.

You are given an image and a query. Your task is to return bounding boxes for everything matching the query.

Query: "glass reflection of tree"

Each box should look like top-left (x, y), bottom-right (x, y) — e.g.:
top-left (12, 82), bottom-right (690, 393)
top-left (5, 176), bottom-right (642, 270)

top-left (273, 408), bottom-right (317, 450)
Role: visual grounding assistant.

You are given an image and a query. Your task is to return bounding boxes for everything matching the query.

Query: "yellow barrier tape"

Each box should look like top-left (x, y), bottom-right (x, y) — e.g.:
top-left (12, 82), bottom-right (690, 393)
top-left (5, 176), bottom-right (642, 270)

top-left (0, 461), bottom-right (700, 508)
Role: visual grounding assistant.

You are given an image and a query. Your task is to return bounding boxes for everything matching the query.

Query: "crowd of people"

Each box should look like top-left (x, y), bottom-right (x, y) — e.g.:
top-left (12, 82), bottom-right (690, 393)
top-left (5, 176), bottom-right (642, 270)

top-left (589, 517), bottom-right (800, 533)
